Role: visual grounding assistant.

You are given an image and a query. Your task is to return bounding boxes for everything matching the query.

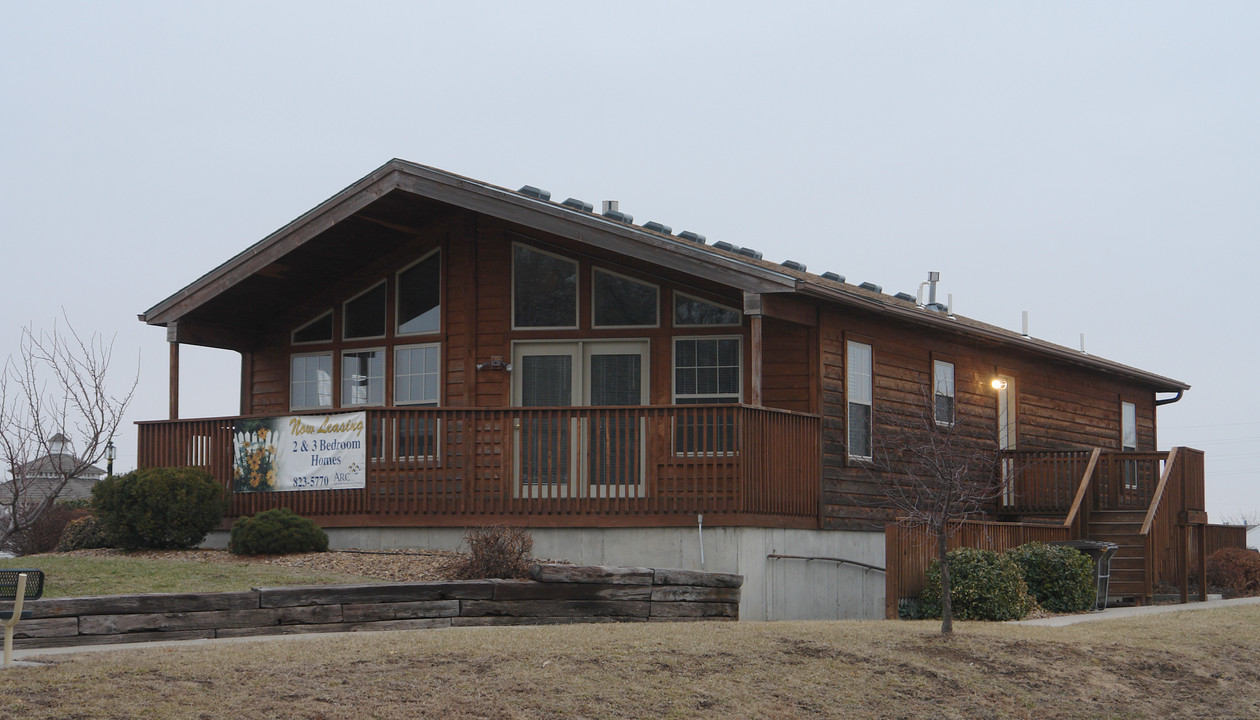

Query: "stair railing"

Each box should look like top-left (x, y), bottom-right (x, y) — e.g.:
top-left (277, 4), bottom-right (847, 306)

top-left (1061, 447), bottom-right (1102, 539)
top-left (1139, 447), bottom-right (1182, 602)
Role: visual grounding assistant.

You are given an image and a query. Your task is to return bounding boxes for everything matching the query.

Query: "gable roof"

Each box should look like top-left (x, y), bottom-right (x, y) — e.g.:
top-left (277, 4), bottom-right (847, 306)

top-left (140, 159), bottom-right (1188, 394)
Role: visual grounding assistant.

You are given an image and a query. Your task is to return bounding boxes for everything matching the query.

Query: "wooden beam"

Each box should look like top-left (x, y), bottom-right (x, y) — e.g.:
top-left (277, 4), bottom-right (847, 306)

top-left (750, 315), bottom-right (763, 407)
top-left (169, 341), bottom-right (179, 420)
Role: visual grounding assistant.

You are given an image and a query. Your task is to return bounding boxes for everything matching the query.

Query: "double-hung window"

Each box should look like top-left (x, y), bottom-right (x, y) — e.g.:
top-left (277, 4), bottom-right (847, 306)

top-left (341, 349), bottom-right (384, 407)
top-left (291, 353), bottom-right (333, 410)
top-left (673, 336), bottom-right (741, 453)
top-left (394, 343), bottom-right (441, 459)
top-left (934, 360), bottom-right (955, 426)
top-left (847, 341), bottom-right (873, 460)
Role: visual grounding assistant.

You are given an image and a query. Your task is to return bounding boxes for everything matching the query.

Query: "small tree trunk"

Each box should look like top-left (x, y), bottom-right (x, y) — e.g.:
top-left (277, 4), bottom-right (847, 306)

top-left (938, 527), bottom-right (953, 634)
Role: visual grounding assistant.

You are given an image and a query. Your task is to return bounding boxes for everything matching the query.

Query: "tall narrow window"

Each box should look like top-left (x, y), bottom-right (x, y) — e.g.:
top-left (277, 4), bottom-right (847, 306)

top-left (513, 244), bottom-right (578, 328)
top-left (1121, 402), bottom-right (1137, 451)
top-left (397, 252), bottom-right (440, 335)
top-left (847, 342), bottom-right (873, 459)
top-left (341, 349), bottom-right (384, 406)
top-left (344, 282), bottom-right (387, 340)
top-left (934, 360), bottom-right (955, 426)
top-left (291, 353), bottom-right (332, 410)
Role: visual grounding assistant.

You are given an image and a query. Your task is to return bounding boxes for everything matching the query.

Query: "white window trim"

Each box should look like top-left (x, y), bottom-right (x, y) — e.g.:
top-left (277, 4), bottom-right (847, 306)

top-left (394, 342), bottom-right (442, 406)
top-left (342, 281), bottom-right (388, 341)
top-left (511, 242), bottom-right (580, 331)
top-left (291, 310), bottom-right (334, 346)
top-left (290, 351), bottom-right (333, 411)
top-left (672, 291), bottom-right (742, 328)
top-left (340, 346), bottom-right (386, 408)
top-left (395, 249), bottom-right (442, 337)
top-left (847, 341), bottom-right (873, 461)
top-left (933, 359), bottom-right (955, 427)
top-left (591, 267), bottom-right (660, 329)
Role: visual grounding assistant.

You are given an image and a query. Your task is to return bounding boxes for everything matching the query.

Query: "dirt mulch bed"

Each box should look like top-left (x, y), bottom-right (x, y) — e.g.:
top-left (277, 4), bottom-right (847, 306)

top-left (58, 547), bottom-right (468, 583)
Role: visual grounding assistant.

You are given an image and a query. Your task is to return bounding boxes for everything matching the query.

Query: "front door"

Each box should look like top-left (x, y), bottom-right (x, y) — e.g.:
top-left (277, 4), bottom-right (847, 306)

top-left (512, 341), bottom-right (649, 496)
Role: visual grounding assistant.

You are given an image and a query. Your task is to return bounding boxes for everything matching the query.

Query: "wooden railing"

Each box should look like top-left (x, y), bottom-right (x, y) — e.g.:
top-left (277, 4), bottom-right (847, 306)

top-left (1140, 448), bottom-right (1207, 601)
top-left (137, 404), bottom-right (821, 529)
top-left (1203, 523), bottom-right (1250, 557)
top-left (883, 519), bottom-right (1070, 619)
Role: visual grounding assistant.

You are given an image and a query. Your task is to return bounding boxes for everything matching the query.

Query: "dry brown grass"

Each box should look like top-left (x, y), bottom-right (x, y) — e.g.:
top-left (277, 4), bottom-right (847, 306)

top-left (2, 605), bottom-right (1259, 719)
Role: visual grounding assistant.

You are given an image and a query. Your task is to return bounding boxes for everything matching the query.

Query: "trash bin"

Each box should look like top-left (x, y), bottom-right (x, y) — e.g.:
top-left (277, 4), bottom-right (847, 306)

top-left (1050, 540), bottom-right (1119, 611)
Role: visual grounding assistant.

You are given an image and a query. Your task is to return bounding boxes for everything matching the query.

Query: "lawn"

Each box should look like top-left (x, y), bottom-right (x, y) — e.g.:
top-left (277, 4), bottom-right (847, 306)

top-left (2, 604), bottom-right (1258, 718)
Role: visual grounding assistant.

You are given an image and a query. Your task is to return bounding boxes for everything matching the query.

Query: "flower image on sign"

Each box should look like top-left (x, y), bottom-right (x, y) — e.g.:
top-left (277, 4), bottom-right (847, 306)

top-left (233, 412), bottom-right (367, 493)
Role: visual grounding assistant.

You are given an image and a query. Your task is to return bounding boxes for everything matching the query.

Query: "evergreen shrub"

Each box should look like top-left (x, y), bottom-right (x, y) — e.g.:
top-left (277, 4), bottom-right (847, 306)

top-left (91, 467), bottom-right (227, 550)
top-left (1005, 542), bottom-right (1097, 613)
top-left (55, 514), bottom-right (112, 551)
top-left (228, 508), bottom-right (328, 555)
top-left (920, 547), bottom-right (1032, 621)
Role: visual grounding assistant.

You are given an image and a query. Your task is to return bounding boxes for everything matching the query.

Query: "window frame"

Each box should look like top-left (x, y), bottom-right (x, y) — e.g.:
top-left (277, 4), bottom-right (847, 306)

top-left (395, 249), bottom-right (442, 337)
top-left (672, 291), bottom-right (742, 328)
top-left (340, 346), bottom-right (386, 408)
top-left (511, 242), bottom-right (580, 331)
top-left (591, 267), bottom-right (660, 329)
top-left (1121, 401), bottom-right (1137, 451)
top-left (342, 280), bottom-right (388, 341)
top-left (671, 335), bottom-right (743, 457)
top-left (394, 342), bottom-right (442, 407)
top-left (933, 359), bottom-right (956, 427)
top-left (846, 340), bottom-right (874, 461)
top-left (289, 351), bottom-right (334, 411)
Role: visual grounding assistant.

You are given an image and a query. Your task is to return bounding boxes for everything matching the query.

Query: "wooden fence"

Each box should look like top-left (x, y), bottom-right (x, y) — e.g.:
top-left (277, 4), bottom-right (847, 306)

top-left (884, 519), bottom-right (1070, 619)
top-left (137, 404), bottom-right (821, 529)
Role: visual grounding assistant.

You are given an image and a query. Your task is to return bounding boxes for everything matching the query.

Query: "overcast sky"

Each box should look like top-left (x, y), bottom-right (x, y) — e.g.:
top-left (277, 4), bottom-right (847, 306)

top-left (3, 2), bottom-right (1257, 523)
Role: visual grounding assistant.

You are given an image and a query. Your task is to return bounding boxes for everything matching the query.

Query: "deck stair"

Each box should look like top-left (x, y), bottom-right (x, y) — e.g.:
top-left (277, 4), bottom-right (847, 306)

top-left (1084, 510), bottom-right (1148, 601)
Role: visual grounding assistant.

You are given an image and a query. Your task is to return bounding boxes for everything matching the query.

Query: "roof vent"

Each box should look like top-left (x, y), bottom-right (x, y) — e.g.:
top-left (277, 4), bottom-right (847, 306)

top-left (518, 185), bottom-right (551, 201)
top-left (894, 292), bottom-right (916, 302)
top-left (821, 271), bottom-right (845, 283)
top-left (601, 200), bottom-right (633, 224)
top-left (858, 281), bottom-right (883, 293)
top-left (713, 241), bottom-right (740, 253)
top-left (678, 231), bottom-right (707, 244)
top-left (562, 197), bottom-right (593, 212)
top-left (780, 260), bottom-right (807, 272)
top-left (735, 246), bottom-right (763, 260)
top-left (642, 221), bottom-right (672, 235)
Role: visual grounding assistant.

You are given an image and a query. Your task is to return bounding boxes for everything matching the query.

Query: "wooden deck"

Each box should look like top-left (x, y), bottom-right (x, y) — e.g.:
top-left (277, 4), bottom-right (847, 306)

top-left (137, 404), bottom-right (822, 529)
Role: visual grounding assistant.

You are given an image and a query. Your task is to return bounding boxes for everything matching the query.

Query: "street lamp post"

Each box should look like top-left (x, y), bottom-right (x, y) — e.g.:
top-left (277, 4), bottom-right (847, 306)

top-left (105, 440), bottom-right (116, 477)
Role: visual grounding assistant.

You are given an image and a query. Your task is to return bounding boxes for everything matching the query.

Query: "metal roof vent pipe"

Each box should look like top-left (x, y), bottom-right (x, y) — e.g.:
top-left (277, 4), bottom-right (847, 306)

top-left (918, 271), bottom-right (948, 312)
top-left (602, 200), bottom-right (633, 224)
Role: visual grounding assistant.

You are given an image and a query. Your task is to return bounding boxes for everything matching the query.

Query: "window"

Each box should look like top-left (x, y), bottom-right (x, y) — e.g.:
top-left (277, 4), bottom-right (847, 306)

top-left (674, 337), bottom-right (741, 453)
top-left (395, 344), bottom-right (440, 406)
top-left (291, 353), bottom-right (332, 410)
top-left (1121, 402), bottom-right (1137, 451)
top-left (341, 349), bottom-right (384, 407)
top-left (847, 342), bottom-right (873, 459)
top-left (513, 243), bottom-right (578, 328)
top-left (397, 251), bottom-right (440, 335)
top-left (592, 268), bottom-right (657, 327)
top-left (344, 282), bottom-right (386, 340)
top-left (673, 292), bottom-right (740, 327)
top-left (934, 360), bottom-right (955, 426)
top-left (292, 312), bottom-right (332, 345)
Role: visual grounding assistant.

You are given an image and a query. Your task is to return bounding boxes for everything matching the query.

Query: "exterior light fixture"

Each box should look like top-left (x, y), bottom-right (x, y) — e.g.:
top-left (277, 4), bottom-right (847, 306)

top-left (991, 379), bottom-right (1008, 390)
top-left (105, 440), bottom-right (116, 477)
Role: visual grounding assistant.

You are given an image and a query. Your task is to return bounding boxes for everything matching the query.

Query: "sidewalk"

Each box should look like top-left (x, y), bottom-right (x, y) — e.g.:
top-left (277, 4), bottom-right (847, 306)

top-left (1013, 594), bottom-right (1260, 627)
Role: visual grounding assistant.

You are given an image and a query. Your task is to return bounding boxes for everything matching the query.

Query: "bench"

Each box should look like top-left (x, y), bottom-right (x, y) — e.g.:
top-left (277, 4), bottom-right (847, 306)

top-left (1, 569), bottom-right (44, 668)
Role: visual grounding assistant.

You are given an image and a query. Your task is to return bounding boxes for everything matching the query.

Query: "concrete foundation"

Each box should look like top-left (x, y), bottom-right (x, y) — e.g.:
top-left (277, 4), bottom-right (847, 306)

top-left (207, 525), bottom-right (887, 621)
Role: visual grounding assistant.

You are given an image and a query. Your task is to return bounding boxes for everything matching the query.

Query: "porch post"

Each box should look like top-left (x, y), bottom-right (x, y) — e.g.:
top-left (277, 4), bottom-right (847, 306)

top-left (750, 315), bottom-right (763, 407)
top-left (169, 339), bottom-right (180, 421)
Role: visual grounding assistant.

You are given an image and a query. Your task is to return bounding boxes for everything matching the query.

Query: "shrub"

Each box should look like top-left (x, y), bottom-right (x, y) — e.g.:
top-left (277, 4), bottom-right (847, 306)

top-left (1206, 547), bottom-right (1260, 597)
top-left (449, 524), bottom-right (534, 579)
top-left (920, 547), bottom-right (1033, 621)
top-left (3, 502), bottom-right (89, 556)
top-left (1005, 542), bottom-right (1097, 613)
top-left (55, 514), bottom-right (112, 551)
top-left (228, 508), bottom-right (328, 555)
top-left (91, 467), bottom-right (227, 550)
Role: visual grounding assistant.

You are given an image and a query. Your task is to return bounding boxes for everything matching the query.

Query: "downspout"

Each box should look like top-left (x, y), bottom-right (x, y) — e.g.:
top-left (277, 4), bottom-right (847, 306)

top-left (1155, 390), bottom-right (1183, 406)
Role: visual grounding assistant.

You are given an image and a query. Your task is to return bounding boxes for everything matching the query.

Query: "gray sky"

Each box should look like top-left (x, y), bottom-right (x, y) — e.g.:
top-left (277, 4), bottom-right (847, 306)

top-left (3, 2), bottom-right (1257, 522)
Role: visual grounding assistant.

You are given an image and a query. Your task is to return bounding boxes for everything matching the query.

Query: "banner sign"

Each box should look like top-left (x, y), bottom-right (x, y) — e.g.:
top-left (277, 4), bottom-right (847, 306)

top-left (233, 412), bottom-right (367, 493)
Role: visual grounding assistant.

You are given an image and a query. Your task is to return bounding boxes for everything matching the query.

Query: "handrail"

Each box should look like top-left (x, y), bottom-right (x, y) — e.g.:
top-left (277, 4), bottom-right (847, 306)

top-left (1062, 447), bottom-right (1102, 530)
top-left (1139, 446), bottom-right (1180, 536)
top-left (767, 554), bottom-right (885, 573)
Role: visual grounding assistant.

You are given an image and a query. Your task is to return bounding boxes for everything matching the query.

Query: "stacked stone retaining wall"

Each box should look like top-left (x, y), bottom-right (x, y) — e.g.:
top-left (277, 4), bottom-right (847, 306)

top-left (7, 564), bottom-right (742, 650)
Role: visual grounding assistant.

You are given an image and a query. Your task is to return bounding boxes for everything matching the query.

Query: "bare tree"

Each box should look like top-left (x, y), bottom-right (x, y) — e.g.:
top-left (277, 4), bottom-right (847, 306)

top-left (0, 318), bottom-right (136, 552)
top-left (870, 385), bottom-right (1005, 634)
top-left (1217, 510), bottom-right (1260, 532)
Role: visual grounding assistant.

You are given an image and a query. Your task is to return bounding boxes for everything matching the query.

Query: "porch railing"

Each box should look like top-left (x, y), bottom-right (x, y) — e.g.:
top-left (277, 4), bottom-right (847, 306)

top-left (137, 404), bottom-right (821, 528)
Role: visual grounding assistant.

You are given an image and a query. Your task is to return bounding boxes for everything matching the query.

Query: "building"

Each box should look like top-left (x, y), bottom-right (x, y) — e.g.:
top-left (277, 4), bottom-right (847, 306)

top-left (6, 433), bottom-right (106, 503)
top-left (136, 160), bottom-right (1233, 619)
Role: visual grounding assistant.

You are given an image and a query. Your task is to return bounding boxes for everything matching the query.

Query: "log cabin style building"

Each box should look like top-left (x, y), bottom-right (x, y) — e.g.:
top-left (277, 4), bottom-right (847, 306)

top-left (138, 160), bottom-right (1233, 620)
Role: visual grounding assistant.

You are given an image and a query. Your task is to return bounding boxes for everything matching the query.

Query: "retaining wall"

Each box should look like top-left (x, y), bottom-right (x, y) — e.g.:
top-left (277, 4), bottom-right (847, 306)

top-left (7, 564), bottom-right (742, 650)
